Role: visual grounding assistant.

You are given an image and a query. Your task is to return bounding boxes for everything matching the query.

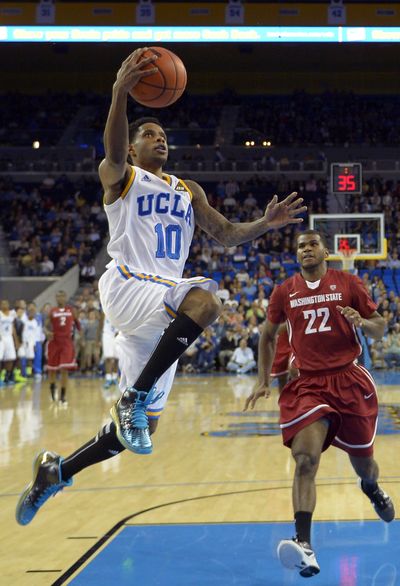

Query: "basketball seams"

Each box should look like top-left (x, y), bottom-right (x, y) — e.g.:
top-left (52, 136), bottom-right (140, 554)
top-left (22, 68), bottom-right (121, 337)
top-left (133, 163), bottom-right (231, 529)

top-left (134, 47), bottom-right (169, 104)
top-left (165, 49), bottom-right (179, 107)
top-left (138, 79), bottom-right (186, 91)
top-left (130, 46), bottom-right (186, 108)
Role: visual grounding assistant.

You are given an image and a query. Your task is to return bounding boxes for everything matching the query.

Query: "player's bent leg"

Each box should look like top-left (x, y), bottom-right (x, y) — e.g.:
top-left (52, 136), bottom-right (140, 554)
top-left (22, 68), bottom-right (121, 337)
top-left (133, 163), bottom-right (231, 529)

top-left (178, 288), bottom-right (222, 328)
top-left (279, 419), bottom-right (328, 577)
top-left (16, 450), bottom-right (72, 526)
top-left (349, 455), bottom-right (395, 522)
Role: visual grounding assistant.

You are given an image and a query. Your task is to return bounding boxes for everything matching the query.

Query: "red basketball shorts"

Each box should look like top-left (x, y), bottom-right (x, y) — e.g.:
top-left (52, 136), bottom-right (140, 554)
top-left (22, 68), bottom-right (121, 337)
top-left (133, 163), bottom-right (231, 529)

top-left (271, 345), bottom-right (292, 377)
top-left (278, 362), bottom-right (378, 457)
top-left (46, 338), bottom-right (77, 371)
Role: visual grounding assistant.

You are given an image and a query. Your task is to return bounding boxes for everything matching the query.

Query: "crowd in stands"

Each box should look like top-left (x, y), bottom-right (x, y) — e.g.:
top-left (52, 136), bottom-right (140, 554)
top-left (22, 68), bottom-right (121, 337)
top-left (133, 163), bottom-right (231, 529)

top-left (3, 260), bottom-right (400, 388)
top-left (2, 90), bottom-right (400, 378)
top-left (2, 91), bottom-right (400, 154)
top-left (0, 92), bottom-right (88, 147)
top-left (0, 174), bottom-right (326, 277)
top-left (235, 91), bottom-right (400, 146)
top-left (0, 176), bottom-right (106, 277)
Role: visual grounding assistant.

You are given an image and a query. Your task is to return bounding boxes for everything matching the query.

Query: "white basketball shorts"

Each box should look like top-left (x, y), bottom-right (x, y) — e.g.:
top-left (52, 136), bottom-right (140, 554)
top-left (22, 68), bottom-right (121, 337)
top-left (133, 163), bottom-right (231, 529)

top-left (18, 340), bottom-right (35, 360)
top-left (0, 335), bottom-right (17, 361)
top-left (98, 264), bottom-right (218, 419)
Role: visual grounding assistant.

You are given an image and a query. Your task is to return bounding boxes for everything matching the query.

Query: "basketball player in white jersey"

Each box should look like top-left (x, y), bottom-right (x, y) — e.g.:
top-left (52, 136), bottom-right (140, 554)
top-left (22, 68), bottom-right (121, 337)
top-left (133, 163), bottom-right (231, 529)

top-left (16, 48), bottom-right (306, 525)
top-left (18, 306), bottom-right (42, 378)
top-left (0, 300), bottom-right (18, 386)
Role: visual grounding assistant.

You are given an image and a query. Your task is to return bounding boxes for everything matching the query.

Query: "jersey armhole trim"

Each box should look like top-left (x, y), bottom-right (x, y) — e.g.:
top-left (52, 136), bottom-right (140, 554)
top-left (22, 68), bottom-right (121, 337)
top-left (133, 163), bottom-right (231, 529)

top-left (179, 178), bottom-right (193, 201)
top-left (120, 166), bottom-right (136, 200)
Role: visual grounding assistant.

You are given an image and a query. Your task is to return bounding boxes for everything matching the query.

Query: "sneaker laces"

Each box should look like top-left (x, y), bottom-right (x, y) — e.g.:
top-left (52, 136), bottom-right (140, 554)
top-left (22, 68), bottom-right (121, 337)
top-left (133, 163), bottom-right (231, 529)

top-left (33, 483), bottom-right (65, 508)
top-left (123, 388), bottom-right (164, 429)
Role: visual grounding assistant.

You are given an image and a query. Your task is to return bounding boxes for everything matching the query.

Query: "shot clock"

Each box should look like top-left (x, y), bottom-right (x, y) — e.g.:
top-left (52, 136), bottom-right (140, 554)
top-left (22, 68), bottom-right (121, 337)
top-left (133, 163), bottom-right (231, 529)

top-left (330, 163), bottom-right (362, 195)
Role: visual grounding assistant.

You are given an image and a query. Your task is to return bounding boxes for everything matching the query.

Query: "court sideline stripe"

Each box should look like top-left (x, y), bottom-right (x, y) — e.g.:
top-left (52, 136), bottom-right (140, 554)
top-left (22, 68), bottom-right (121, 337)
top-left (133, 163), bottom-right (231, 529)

top-left (50, 478), bottom-right (393, 585)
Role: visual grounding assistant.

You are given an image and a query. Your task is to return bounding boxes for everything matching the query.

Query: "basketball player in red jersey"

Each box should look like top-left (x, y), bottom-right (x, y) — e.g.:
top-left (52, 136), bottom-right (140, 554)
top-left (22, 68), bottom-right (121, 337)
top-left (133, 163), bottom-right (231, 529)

top-left (45, 291), bottom-right (80, 405)
top-left (245, 229), bottom-right (394, 578)
top-left (270, 324), bottom-right (298, 392)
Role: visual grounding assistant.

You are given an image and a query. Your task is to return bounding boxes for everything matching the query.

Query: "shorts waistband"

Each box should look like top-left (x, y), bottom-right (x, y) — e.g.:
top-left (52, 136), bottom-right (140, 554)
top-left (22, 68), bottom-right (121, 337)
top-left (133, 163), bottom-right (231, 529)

top-left (299, 361), bottom-right (355, 377)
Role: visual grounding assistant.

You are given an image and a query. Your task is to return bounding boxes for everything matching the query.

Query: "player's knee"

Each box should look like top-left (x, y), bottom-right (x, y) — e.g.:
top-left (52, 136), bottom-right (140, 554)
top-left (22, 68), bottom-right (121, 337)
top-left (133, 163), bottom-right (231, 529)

top-left (294, 452), bottom-right (319, 477)
top-left (182, 289), bottom-right (222, 324)
top-left (202, 292), bottom-right (222, 321)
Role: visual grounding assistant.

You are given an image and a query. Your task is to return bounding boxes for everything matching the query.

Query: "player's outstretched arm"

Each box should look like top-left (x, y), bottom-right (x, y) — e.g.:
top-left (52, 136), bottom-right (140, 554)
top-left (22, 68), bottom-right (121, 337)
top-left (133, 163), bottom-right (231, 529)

top-left (100, 48), bottom-right (158, 204)
top-left (336, 306), bottom-right (385, 340)
top-left (188, 180), bottom-right (306, 246)
top-left (243, 319), bottom-right (279, 411)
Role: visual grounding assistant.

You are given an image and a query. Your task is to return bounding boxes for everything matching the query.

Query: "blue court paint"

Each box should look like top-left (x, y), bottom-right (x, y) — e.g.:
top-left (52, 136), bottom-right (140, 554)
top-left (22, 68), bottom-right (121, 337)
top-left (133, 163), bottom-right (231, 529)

top-left (205, 404), bottom-right (400, 437)
top-left (70, 521), bottom-right (400, 586)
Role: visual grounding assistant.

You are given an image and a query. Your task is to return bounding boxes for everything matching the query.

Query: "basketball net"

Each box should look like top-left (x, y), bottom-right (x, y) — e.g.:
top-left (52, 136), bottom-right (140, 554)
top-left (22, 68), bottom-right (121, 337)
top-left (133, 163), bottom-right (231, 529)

top-left (338, 248), bottom-right (358, 273)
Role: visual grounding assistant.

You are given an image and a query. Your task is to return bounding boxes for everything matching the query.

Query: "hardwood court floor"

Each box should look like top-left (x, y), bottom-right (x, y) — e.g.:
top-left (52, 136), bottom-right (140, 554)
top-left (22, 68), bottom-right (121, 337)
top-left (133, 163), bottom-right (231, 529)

top-left (1, 373), bottom-right (399, 585)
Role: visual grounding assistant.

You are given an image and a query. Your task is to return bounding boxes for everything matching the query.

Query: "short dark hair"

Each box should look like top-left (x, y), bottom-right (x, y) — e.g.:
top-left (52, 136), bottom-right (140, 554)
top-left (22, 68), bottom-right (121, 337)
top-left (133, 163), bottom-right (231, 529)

top-left (128, 117), bottom-right (163, 143)
top-left (297, 229), bottom-right (328, 248)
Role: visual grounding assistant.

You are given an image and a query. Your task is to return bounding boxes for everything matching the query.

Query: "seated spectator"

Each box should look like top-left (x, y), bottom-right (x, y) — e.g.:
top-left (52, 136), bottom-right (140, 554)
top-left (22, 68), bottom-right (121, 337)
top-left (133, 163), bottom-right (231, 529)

top-left (245, 300), bottom-right (266, 323)
top-left (80, 261), bottom-right (96, 283)
top-left (218, 328), bottom-right (236, 369)
top-left (40, 255), bottom-right (54, 275)
top-left (383, 324), bottom-right (400, 368)
top-left (179, 342), bottom-right (199, 373)
top-left (226, 338), bottom-right (256, 374)
top-left (243, 192), bottom-right (257, 208)
top-left (215, 280), bottom-right (230, 303)
top-left (242, 277), bottom-right (257, 301)
top-left (194, 328), bottom-right (218, 373)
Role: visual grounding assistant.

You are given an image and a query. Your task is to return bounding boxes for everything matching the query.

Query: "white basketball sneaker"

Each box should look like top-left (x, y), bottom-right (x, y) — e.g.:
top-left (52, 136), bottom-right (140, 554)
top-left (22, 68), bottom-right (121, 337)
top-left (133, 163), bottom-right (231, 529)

top-left (277, 537), bottom-right (320, 578)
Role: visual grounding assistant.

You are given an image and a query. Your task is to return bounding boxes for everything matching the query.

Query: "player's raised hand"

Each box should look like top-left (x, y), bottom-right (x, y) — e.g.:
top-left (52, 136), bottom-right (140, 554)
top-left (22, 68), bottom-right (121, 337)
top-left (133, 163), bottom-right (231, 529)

top-left (114, 48), bottom-right (159, 93)
top-left (243, 381), bottom-right (271, 411)
top-left (336, 305), bottom-right (363, 327)
top-left (264, 192), bottom-right (307, 230)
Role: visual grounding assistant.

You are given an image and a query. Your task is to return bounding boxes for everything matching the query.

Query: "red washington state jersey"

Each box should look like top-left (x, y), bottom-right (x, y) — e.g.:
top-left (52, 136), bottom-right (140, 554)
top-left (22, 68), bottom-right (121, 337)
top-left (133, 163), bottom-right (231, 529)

top-left (267, 269), bottom-right (377, 373)
top-left (50, 306), bottom-right (75, 339)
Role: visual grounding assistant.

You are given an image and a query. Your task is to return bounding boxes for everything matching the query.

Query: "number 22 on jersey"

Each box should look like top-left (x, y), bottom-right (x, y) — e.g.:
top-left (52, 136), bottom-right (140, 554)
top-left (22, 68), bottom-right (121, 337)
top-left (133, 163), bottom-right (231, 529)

top-left (303, 308), bottom-right (331, 334)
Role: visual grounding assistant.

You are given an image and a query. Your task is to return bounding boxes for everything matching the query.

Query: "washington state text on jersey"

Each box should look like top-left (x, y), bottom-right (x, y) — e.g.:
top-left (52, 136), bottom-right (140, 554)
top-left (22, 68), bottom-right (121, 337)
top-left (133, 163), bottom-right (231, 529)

top-left (290, 292), bottom-right (343, 308)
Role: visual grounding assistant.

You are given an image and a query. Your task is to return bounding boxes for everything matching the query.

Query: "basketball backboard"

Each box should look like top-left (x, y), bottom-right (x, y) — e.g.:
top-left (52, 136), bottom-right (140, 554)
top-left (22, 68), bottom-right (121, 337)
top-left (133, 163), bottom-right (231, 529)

top-left (309, 213), bottom-right (387, 261)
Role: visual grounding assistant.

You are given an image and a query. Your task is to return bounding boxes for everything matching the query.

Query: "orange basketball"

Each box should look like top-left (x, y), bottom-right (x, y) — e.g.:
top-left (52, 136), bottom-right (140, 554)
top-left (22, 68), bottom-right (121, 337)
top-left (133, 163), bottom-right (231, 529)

top-left (130, 46), bottom-right (187, 108)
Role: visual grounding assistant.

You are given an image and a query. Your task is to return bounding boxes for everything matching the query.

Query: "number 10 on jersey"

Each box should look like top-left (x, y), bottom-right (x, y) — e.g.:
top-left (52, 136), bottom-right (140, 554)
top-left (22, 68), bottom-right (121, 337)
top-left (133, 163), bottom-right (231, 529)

top-left (155, 223), bottom-right (182, 260)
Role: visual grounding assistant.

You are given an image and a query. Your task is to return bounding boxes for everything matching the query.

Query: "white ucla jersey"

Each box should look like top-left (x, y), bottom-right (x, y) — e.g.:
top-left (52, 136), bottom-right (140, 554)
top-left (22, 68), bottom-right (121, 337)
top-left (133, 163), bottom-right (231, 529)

top-left (104, 166), bottom-right (195, 278)
top-left (22, 318), bottom-right (41, 344)
top-left (0, 310), bottom-right (16, 337)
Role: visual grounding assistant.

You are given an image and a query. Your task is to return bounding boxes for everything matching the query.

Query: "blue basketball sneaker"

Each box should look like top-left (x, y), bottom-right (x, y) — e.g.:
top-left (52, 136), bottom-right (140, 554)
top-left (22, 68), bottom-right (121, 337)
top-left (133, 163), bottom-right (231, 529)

top-left (16, 450), bottom-right (72, 526)
top-left (110, 387), bottom-right (163, 455)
